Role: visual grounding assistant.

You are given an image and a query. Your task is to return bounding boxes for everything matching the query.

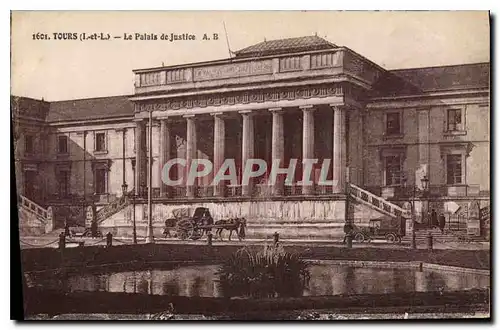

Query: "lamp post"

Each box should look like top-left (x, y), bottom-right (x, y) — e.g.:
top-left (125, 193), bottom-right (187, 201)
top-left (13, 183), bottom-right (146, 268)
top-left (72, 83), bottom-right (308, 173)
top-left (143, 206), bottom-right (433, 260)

top-left (145, 110), bottom-right (154, 244)
top-left (131, 159), bottom-right (137, 244)
top-left (421, 175), bottom-right (430, 226)
top-left (402, 175), bottom-right (417, 250)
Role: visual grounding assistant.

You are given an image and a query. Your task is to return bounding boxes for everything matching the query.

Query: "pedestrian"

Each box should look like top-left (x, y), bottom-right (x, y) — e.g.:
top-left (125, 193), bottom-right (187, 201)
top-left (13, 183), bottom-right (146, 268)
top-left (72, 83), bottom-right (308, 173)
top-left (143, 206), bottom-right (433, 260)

top-left (238, 218), bottom-right (246, 240)
top-left (438, 213), bottom-right (446, 233)
top-left (64, 220), bottom-right (70, 237)
top-left (90, 219), bottom-right (98, 238)
top-left (163, 219), bottom-right (171, 238)
top-left (343, 222), bottom-right (354, 244)
top-left (431, 209), bottom-right (438, 229)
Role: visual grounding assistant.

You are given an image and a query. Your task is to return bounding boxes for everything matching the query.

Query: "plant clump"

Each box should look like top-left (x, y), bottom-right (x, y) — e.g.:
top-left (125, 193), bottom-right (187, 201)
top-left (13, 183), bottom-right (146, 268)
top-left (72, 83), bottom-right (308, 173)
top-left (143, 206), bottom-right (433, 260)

top-left (217, 244), bottom-right (311, 298)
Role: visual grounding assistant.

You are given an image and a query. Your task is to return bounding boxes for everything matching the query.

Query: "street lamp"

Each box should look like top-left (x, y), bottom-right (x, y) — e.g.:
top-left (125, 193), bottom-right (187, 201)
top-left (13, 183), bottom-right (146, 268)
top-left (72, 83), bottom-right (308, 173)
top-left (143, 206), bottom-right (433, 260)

top-left (402, 175), bottom-right (417, 249)
top-left (146, 109), bottom-right (154, 244)
top-left (131, 159), bottom-right (137, 244)
top-left (421, 175), bottom-right (430, 226)
top-left (421, 175), bottom-right (429, 190)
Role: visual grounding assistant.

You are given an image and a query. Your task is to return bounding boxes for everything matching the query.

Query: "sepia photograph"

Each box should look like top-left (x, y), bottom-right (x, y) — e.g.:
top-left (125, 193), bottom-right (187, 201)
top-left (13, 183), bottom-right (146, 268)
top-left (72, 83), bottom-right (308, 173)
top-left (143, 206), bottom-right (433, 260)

top-left (11, 10), bottom-right (491, 320)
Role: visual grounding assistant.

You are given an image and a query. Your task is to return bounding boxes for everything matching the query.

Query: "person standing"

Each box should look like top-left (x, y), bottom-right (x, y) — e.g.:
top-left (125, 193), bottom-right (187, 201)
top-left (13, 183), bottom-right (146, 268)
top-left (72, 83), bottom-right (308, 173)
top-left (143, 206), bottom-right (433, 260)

top-left (438, 213), bottom-right (446, 233)
top-left (90, 218), bottom-right (98, 238)
top-left (64, 220), bottom-right (70, 237)
top-left (343, 222), bottom-right (354, 244)
top-left (431, 209), bottom-right (438, 229)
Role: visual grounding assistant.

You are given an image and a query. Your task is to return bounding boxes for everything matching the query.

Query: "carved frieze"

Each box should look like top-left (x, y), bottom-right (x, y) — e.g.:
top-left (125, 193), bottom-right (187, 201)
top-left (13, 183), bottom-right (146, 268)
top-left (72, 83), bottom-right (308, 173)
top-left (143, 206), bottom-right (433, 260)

top-left (193, 60), bottom-right (273, 82)
top-left (137, 84), bottom-right (344, 112)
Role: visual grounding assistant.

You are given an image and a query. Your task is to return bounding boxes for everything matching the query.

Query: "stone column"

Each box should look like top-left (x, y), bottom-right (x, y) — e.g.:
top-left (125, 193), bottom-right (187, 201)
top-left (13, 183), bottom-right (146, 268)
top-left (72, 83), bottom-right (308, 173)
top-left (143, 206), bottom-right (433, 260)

top-left (417, 108), bottom-right (430, 186)
top-left (301, 105), bottom-right (315, 195)
top-left (159, 118), bottom-right (171, 197)
top-left (185, 115), bottom-right (197, 198)
top-left (134, 119), bottom-right (146, 197)
top-left (240, 110), bottom-right (255, 196)
top-left (332, 105), bottom-right (347, 194)
top-left (212, 113), bottom-right (226, 197)
top-left (115, 128), bottom-right (128, 196)
top-left (271, 108), bottom-right (285, 196)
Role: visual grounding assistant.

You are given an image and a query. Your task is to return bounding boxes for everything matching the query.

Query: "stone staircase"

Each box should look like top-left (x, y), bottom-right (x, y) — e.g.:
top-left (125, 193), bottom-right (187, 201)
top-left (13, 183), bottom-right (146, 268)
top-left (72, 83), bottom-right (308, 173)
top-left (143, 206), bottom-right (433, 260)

top-left (347, 183), bottom-right (410, 219)
top-left (401, 228), bottom-right (459, 243)
top-left (401, 227), bottom-right (486, 244)
top-left (95, 193), bottom-right (130, 225)
top-left (17, 195), bottom-right (53, 235)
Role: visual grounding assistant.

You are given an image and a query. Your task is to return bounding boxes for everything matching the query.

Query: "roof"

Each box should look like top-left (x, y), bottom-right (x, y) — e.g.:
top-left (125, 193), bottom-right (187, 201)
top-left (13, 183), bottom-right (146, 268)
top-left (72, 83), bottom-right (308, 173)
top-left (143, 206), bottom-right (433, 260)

top-left (389, 62), bottom-right (490, 93)
top-left (12, 95), bottom-right (50, 121)
top-left (47, 95), bottom-right (134, 122)
top-left (234, 35), bottom-right (337, 58)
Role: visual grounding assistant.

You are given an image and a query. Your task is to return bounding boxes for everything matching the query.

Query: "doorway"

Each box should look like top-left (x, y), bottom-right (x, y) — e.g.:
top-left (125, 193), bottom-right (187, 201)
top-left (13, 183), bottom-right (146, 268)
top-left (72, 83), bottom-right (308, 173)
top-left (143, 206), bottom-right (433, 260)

top-left (23, 170), bottom-right (37, 200)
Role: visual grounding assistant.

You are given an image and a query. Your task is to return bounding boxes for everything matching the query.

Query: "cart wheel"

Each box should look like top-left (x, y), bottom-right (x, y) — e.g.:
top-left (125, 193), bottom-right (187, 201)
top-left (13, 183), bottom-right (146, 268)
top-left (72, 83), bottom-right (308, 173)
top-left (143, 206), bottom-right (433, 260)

top-left (190, 228), bottom-right (203, 240)
top-left (354, 232), bottom-right (365, 243)
top-left (84, 230), bottom-right (92, 237)
top-left (396, 235), bottom-right (402, 244)
top-left (176, 219), bottom-right (194, 240)
top-left (385, 233), bottom-right (397, 243)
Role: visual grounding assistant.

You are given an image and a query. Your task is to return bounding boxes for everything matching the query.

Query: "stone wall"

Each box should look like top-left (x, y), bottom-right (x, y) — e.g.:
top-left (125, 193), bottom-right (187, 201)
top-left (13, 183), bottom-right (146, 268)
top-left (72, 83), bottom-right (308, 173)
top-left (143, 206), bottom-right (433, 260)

top-left (96, 198), bottom-right (394, 240)
top-left (18, 208), bottom-right (46, 236)
top-left (98, 199), bottom-right (351, 240)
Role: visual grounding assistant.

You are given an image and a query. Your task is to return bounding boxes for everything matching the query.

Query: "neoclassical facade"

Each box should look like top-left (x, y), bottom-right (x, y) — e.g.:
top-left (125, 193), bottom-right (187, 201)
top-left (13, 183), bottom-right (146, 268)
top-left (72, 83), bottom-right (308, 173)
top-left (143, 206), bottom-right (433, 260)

top-left (14, 36), bottom-right (490, 238)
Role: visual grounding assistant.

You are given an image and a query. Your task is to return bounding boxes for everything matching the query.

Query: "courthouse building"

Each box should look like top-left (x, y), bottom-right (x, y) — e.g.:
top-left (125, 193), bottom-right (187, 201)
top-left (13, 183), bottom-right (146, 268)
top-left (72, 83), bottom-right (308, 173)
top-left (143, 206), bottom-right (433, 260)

top-left (14, 36), bottom-right (490, 239)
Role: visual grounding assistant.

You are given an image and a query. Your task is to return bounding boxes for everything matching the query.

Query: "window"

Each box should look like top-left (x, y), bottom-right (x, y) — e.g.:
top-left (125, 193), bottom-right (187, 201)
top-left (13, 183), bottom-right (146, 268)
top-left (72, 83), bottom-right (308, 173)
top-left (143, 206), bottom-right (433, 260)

top-left (386, 112), bottom-right (401, 135)
top-left (24, 135), bottom-right (34, 154)
top-left (58, 170), bottom-right (70, 197)
top-left (447, 108), bottom-right (462, 131)
top-left (58, 136), bottom-right (68, 154)
top-left (95, 132), bottom-right (106, 152)
top-left (95, 168), bottom-right (107, 194)
top-left (385, 155), bottom-right (402, 186)
top-left (446, 154), bottom-right (462, 184)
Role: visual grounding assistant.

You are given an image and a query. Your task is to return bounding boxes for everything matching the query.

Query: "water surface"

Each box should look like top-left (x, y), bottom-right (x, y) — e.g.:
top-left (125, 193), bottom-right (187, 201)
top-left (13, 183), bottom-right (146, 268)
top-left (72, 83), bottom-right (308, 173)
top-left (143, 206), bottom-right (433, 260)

top-left (25, 263), bottom-right (489, 297)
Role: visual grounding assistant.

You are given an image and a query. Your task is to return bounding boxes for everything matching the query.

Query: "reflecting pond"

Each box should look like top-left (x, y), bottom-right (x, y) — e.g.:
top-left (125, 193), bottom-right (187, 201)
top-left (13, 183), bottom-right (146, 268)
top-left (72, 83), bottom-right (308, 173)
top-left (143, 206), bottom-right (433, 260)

top-left (25, 263), bottom-right (489, 297)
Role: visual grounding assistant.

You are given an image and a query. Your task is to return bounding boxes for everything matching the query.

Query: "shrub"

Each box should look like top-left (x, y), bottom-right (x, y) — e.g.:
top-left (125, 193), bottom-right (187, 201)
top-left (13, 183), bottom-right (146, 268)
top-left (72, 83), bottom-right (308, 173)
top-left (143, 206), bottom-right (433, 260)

top-left (217, 244), bottom-right (311, 298)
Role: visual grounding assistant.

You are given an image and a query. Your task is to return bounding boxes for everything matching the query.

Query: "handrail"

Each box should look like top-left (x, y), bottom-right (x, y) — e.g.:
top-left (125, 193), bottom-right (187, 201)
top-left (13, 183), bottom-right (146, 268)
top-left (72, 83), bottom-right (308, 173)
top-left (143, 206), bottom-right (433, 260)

top-left (19, 195), bottom-right (48, 219)
top-left (348, 183), bottom-right (410, 218)
top-left (96, 192), bottom-right (131, 224)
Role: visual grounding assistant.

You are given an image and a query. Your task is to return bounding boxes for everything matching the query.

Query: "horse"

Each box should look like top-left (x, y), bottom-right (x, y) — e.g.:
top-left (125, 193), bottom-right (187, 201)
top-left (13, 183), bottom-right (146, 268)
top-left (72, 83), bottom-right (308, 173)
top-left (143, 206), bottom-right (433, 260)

top-left (196, 212), bottom-right (214, 238)
top-left (214, 217), bottom-right (246, 241)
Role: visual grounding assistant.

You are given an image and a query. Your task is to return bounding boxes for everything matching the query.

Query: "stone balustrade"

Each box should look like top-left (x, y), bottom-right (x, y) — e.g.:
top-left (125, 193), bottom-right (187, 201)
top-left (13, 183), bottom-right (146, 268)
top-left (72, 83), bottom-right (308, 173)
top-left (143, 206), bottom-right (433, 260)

top-left (133, 48), bottom-right (382, 95)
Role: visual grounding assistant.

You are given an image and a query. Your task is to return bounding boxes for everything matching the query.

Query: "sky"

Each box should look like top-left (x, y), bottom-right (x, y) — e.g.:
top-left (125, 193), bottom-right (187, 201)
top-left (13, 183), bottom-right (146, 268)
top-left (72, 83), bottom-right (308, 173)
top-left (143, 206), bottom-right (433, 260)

top-left (11, 11), bottom-right (490, 101)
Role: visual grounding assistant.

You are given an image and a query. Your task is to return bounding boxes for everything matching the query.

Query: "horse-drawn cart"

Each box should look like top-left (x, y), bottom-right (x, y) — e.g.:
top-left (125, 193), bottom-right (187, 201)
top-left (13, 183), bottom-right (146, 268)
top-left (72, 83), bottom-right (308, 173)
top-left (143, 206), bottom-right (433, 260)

top-left (163, 207), bottom-right (213, 240)
top-left (163, 207), bottom-right (246, 241)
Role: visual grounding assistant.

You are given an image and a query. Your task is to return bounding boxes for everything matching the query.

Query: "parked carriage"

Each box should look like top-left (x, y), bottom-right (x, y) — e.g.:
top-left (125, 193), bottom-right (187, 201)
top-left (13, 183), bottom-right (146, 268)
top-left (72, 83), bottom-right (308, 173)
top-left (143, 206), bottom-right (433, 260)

top-left (163, 207), bottom-right (246, 241)
top-left (67, 223), bottom-right (103, 238)
top-left (352, 218), bottom-right (404, 244)
top-left (163, 207), bottom-right (213, 240)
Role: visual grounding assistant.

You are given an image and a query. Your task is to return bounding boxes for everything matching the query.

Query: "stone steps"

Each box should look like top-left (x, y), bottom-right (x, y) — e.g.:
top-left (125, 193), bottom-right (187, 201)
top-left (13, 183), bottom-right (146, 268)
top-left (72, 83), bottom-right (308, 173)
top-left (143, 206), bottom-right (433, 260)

top-left (402, 228), bottom-right (485, 242)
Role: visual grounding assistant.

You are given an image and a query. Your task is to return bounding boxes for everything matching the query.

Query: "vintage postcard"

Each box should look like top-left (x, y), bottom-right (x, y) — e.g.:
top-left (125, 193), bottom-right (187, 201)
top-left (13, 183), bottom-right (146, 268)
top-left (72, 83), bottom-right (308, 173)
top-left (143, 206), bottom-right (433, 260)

top-left (12, 11), bottom-right (490, 320)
